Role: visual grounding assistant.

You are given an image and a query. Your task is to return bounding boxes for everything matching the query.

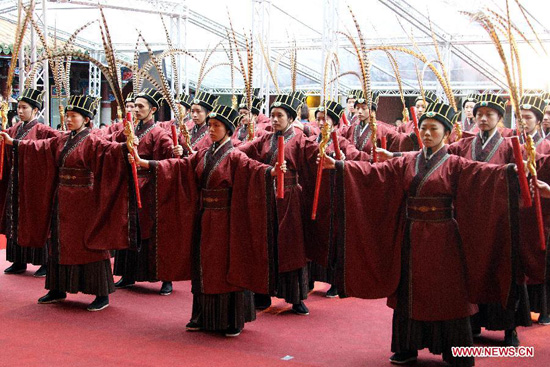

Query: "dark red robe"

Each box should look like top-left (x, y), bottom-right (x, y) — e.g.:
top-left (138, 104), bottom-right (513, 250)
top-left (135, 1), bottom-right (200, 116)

top-left (151, 141), bottom-right (273, 294)
top-left (13, 128), bottom-right (137, 264)
top-left (334, 147), bottom-right (520, 321)
top-left (238, 126), bottom-right (318, 276)
top-left (340, 120), bottom-right (416, 154)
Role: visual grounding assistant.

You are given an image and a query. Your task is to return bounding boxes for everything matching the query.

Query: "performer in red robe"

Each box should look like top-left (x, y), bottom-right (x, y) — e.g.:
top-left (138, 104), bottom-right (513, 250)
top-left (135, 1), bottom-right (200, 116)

top-left (110, 88), bottom-right (178, 296)
top-left (321, 102), bottom-right (524, 366)
top-left (1, 88), bottom-right (60, 277)
top-left (461, 94), bottom-right (478, 132)
top-left (302, 101), bottom-right (370, 298)
top-left (184, 91), bottom-right (219, 153)
top-left (238, 93), bottom-right (320, 315)
top-left (156, 92), bottom-right (192, 151)
top-left (98, 92), bottom-right (135, 136)
top-left (519, 95), bottom-right (550, 325)
top-left (398, 91), bottom-right (439, 134)
top-left (233, 96), bottom-right (266, 142)
top-left (0, 94), bottom-right (138, 311)
top-left (447, 94), bottom-right (534, 347)
top-left (131, 105), bottom-right (280, 336)
top-left (340, 90), bottom-right (416, 154)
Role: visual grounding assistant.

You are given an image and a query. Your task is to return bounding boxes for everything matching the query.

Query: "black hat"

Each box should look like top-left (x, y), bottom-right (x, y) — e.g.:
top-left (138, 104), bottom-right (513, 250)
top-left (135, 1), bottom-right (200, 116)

top-left (290, 91), bottom-right (306, 104)
top-left (18, 88), bottom-right (44, 110)
top-left (125, 92), bottom-right (135, 103)
top-left (206, 105), bottom-right (240, 134)
top-left (354, 90), bottom-right (380, 111)
top-left (415, 91), bottom-right (439, 105)
top-left (176, 93), bottom-right (192, 109)
top-left (462, 93), bottom-right (478, 108)
top-left (519, 95), bottom-right (545, 122)
top-left (317, 100), bottom-right (344, 125)
top-left (270, 94), bottom-right (302, 120)
top-left (65, 95), bottom-right (101, 120)
top-left (238, 96), bottom-right (264, 115)
top-left (136, 88), bottom-right (164, 109)
top-left (473, 94), bottom-right (506, 117)
top-left (192, 90), bottom-right (219, 112)
top-left (540, 92), bottom-right (550, 106)
top-left (346, 89), bottom-right (362, 101)
top-left (419, 102), bottom-right (456, 132)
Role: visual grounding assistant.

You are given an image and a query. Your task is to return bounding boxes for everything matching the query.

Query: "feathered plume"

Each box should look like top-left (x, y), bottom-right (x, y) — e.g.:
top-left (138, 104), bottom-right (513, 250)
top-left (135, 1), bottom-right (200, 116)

top-left (138, 32), bottom-right (191, 148)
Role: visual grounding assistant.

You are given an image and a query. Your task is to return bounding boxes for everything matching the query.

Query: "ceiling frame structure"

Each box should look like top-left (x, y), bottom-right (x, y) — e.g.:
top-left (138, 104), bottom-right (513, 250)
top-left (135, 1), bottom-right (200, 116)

top-left (1, 0), bottom-right (549, 98)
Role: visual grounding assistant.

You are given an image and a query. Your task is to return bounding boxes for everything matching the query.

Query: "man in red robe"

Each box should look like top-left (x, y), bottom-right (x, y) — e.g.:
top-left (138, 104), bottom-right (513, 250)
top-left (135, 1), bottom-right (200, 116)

top-left (1, 88), bottom-right (60, 277)
top-left (110, 88), bottom-right (179, 296)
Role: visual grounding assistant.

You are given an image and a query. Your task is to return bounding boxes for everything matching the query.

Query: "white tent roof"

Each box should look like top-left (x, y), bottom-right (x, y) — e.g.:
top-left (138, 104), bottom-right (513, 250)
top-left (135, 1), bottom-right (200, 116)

top-left (2, 0), bottom-right (550, 96)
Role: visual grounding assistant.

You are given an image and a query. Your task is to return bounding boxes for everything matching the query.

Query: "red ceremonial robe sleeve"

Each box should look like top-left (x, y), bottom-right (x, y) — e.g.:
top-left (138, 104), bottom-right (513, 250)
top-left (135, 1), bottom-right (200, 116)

top-left (150, 156), bottom-right (200, 281)
top-left (82, 135), bottom-right (138, 251)
top-left (227, 151), bottom-right (274, 294)
top-left (334, 158), bottom-right (407, 299)
top-left (13, 137), bottom-right (59, 247)
top-left (454, 160), bottom-right (520, 306)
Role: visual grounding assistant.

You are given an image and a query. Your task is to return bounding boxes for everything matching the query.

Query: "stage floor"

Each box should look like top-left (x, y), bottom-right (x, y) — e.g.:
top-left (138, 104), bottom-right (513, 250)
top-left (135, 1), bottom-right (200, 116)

top-left (0, 249), bottom-right (548, 366)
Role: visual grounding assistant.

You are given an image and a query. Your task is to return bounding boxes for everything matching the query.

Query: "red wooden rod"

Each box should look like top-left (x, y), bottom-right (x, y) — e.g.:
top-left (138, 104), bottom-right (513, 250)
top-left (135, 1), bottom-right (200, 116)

top-left (331, 131), bottom-right (342, 160)
top-left (511, 136), bottom-right (532, 207)
top-left (409, 107), bottom-right (424, 149)
top-left (276, 136), bottom-right (285, 199)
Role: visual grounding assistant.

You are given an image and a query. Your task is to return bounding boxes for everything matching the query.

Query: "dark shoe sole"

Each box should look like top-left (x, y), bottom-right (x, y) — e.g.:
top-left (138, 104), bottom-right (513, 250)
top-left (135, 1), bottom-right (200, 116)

top-left (4, 269), bottom-right (27, 275)
top-left (87, 303), bottom-right (110, 312)
top-left (389, 357), bottom-right (417, 365)
top-left (225, 330), bottom-right (242, 337)
top-left (38, 297), bottom-right (66, 304)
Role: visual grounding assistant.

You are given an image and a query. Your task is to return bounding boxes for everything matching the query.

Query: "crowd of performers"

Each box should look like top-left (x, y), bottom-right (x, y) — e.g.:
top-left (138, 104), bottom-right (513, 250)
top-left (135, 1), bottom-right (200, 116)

top-left (3, 85), bottom-right (550, 367)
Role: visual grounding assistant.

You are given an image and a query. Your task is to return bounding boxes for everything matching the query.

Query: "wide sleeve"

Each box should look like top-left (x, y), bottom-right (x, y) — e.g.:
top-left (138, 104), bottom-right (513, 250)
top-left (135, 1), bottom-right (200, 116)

top-left (236, 136), bottom-right (265, 161)
top-left (454, 159), bottom-right (524, 306)
top-left (338, 136), bottom-right (371, 161)
top-left (151, 156), bottom-right (200, 281)
top-left (335, 158), bottom-right (407, 299)
top-left (84, 137), bottom-right (138, 251)
top-left (14, 137), bottom-right (59, 247)
top-left (227, 151), bottom-right (274, 294)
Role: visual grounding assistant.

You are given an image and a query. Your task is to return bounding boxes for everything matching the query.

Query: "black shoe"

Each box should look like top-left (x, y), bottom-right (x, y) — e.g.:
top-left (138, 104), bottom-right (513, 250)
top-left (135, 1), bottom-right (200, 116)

top-left (538, 314), bottom-right (550, 325)
top-left (308, 280), bottom-right (315, 291)
top-left (504, 328), bottom-right (520, 347)
top-left (4, 263), bottom-right (27, 274)
top-left (38, 290), bottom-right (67, 304)
top-left (87, 296), bottom-right (109, 312)
top-left (326, 285), bottom-right (338, 298)
top-left (292, 301), bottom-right (309, 315)
top-left (254, 294), bottom-right (272, 310)
top-left (472, 326), bottom-right (482, 338)
top-left (389, 351), bottom-right (418, 365)
top-left (160, 281), bottom-right (172, 296)
top-left (225, 327), bottom-right (242, 337)
top-left (114, 278), bottom-right (135, 288)
top-left (186, 321), bottom-right (201, 331)
top-left (33, 265), bottom-right (47, 278)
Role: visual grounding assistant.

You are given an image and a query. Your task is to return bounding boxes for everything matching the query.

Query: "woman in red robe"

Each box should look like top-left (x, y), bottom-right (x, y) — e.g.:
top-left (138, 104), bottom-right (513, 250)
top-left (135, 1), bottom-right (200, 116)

top-left (1, 88), bottom-right (60, 277)
top-left (237, 94), bottom-right (321, 315)
top-left (302, 101), bottom-right (370, 298)
top-left (130, 105), bottom-right (282, 336)
top-left (447, 94), bottom-right (535, 346)
top-left (0, 94), bottom-right (138, 311)
top-left (321, 102), bottom-right (523, 366)
top-left (340, 91), bottom-right (417, 154)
